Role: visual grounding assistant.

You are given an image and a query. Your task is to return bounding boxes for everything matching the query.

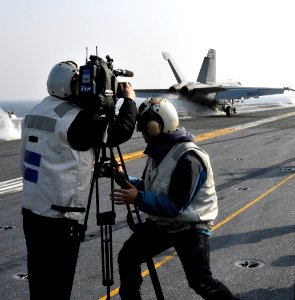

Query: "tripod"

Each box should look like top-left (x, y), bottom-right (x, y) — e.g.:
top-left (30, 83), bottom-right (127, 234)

top-left (83, 142), bottom-right (165, 300)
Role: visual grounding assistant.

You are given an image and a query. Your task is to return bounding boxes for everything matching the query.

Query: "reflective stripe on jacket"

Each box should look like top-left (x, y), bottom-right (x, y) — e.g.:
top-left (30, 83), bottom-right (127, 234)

top-left (21, 96), bottom-right (94, 223)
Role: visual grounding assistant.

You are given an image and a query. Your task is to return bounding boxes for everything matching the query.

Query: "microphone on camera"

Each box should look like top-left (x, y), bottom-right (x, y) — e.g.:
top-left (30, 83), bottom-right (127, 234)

top-left (115, 69), bottom-right (134, 77)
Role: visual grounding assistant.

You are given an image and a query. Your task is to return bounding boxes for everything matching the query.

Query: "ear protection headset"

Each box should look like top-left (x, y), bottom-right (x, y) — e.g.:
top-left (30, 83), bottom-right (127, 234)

top-left (137, 98), bottom-right (179, 137)
top-left (146, 116), bottom-right (162, 137)
top-left (138, 98), bottom-right (164, 137)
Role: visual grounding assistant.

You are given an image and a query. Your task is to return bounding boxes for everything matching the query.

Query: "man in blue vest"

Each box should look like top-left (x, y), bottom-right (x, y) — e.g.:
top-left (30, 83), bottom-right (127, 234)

top-left (112, 98), bottom-right (239, 299)
top-left (21, 61), bottom-right (137, 300)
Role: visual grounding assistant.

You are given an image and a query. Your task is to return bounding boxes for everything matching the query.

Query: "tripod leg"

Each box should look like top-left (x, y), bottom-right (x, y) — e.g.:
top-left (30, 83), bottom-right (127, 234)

top-left (100, 223), bottom-right (114, 300)
top-left (146, 258), bottom-right (165, 300)
top-left (115, 146), bottom-right (165, 299)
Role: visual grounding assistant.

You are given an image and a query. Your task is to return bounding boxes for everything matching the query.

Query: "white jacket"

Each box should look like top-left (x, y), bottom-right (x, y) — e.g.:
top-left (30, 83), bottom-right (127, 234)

top-left (21, 96), bottom-right (94, 223)
top-left (144, 142), bottom-right (218, 228)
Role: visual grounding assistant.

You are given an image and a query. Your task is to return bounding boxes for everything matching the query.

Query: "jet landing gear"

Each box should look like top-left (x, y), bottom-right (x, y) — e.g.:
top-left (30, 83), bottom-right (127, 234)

top-left (221, 99), bottom-right (237, 117)
top-left (225, 105), bottom-right (237, 117)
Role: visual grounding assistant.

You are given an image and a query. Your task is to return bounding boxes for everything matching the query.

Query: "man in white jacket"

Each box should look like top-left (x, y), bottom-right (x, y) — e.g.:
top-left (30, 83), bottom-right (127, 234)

top-left (112, 98), bottom-right (239, 300)
top-left (21, 61), bottom-right (137, 300)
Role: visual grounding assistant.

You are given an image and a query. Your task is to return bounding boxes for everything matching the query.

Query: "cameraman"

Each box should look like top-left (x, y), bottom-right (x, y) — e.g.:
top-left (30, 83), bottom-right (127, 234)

top-left (21, 61), bottom-right (137, 300)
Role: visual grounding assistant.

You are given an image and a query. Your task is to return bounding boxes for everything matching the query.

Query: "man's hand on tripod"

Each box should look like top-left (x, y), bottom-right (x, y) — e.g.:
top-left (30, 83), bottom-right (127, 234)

top-left (111, 181), bottom-right (139, 205)
top-left (96, 161), bottom-right (128, 186)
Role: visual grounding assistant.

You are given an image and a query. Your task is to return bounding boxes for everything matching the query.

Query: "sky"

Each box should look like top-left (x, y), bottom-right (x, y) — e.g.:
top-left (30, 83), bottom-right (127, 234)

top-left (0, 0), bottom-right (294, 100)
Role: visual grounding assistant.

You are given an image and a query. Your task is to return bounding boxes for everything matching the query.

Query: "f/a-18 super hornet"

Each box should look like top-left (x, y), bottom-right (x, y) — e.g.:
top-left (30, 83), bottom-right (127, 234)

top-left (136, 49), bottom-right (294, 116)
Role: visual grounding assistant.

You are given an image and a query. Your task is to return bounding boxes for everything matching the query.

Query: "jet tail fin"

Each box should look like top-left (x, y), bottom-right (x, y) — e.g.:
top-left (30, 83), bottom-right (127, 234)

top-left (162, 52), bottom-right (187, 84)
top-left (197, 49), bottom-right (216, 84)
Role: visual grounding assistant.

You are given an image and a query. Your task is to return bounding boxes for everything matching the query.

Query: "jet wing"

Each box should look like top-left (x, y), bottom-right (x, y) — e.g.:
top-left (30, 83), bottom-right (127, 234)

top-left (215, 87), bottom-right (287, 100)
top-left (135, 89), bottom-right (169, 98)
top-left (135, 86), bottom-right (292, 101)
top-left (135, 86), bottom-right (228, 98)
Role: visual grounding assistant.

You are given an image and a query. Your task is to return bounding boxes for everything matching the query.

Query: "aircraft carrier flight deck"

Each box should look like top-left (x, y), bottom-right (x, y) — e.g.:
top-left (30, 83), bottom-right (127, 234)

top-left (1, 105), bottom-right (294, 300)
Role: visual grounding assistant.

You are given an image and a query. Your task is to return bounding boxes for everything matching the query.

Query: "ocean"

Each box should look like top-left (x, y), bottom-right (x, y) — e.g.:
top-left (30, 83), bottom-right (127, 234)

top-left (0, 98), bottom-right (149, 141)
top-left (0, 97), bottom-right (184, 141)
top-left (0, 100), bottom-right (40, 141)
top-left (0, 98), bottom-right (145, 141)
top-left (0, 100), bottom-right (40, 117)
top-left (1, 94), bottom-right (295, 142)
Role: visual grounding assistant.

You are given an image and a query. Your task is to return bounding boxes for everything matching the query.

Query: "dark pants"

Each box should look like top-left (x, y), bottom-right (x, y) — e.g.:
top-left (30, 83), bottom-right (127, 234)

top-left (22, 209), bottom-right (82, 300)
top-left (118, 220), bottom-right (237, 300)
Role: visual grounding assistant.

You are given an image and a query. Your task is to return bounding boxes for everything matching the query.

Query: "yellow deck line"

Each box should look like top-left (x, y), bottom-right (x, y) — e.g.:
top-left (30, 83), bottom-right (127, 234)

top-left (99, 172), bottom-right (295, 300)
top-left (195, 128), bottom-right (239, 142)
top-left (118, 110), bottom-right (295, 163)
top-left (99, 111), bottom-right (295, 299)
top-left (117, 128), bottom-right (240, 163)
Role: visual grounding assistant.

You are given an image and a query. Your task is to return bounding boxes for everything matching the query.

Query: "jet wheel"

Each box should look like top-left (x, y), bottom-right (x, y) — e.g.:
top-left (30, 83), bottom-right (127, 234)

top-left (225, 106), bottom-right (232, 117)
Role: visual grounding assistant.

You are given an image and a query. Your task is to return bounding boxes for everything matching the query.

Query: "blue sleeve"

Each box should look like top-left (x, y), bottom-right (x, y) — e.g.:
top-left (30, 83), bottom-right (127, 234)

top-left (137, 191), bottom-right (180, 217)
top-left (128, 176), bottom-right (179, 216)
top-left (128, 176), bottom-right (145, 191)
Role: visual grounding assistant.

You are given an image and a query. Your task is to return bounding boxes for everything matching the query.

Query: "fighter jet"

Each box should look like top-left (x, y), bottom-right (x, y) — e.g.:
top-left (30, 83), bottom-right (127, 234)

top-left (136, 49), bottom-right (293, 116)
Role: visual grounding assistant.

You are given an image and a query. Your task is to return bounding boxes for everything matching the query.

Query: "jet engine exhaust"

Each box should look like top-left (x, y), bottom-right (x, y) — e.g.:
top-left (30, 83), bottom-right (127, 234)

top-left (168, 84), bottom-right (185, 93)
top-left (181, 83), bottom-right (196, 95)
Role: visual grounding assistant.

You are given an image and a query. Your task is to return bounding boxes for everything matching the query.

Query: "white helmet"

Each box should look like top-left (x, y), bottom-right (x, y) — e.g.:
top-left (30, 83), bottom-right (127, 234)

top-left (47, 61), bottom-right (79, 98)
top-left (137, 98), bottom-right (179, 136)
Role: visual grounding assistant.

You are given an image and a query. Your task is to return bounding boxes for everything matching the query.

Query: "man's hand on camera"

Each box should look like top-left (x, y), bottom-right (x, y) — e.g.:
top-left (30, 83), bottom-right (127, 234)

top-left (111, 181), bottom-right (139, 205)
top-left (119, 82), bottom-right (136, 100)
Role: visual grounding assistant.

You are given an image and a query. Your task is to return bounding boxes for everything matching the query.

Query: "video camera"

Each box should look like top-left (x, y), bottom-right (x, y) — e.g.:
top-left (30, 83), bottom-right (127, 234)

top-left (77, 48), bottom-right (134, 117)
